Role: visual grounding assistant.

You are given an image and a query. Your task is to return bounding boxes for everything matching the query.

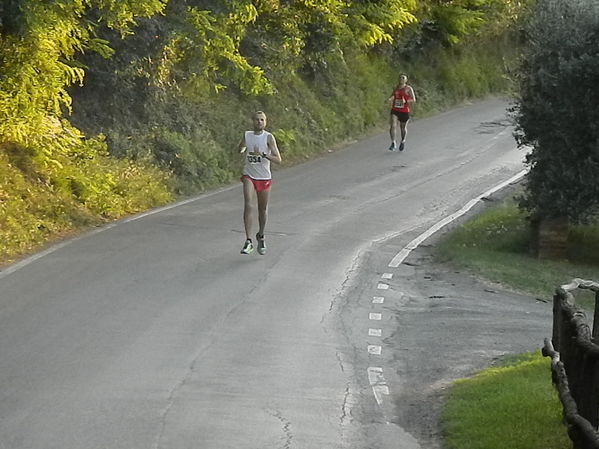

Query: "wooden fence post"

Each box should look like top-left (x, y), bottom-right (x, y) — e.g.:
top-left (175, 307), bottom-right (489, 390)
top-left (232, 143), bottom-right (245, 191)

top-left (561, 313), bottom-right (577, 402)
top-left (554, 293), bottom-right (562, 350)
top-left (593, 290), bottom-right (599, 343)
top-left (577, 354), bottom-right (599, 429)
top-left (545, 279), bottom-right (599, 449)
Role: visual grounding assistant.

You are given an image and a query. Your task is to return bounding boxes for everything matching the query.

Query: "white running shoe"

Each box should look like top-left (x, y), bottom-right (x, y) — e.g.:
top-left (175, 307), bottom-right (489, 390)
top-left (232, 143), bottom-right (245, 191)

top-left (256, 233), bottom-right (267, 255)
top-left (240, 239), bottom-right (254, 254)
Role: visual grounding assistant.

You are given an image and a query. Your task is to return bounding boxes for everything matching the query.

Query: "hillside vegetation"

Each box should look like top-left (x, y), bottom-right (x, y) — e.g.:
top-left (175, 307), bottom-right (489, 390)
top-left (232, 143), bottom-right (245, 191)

top-left (0, 0), bottom-right (529, 264)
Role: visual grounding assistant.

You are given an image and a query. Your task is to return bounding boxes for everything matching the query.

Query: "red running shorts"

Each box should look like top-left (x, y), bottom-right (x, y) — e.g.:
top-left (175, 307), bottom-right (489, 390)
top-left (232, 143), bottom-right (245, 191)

top-left (240, 175), bottom-right (272, 192)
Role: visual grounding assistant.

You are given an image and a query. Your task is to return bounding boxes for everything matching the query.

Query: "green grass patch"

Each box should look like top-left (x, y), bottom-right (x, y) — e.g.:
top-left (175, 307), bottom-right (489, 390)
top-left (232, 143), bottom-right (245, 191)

top-left (439, 190), bottom-right (599, 449)
top-left (443, 351), bottom-right (570, 449)
top-left (438, 194), bottom-right (599, 301)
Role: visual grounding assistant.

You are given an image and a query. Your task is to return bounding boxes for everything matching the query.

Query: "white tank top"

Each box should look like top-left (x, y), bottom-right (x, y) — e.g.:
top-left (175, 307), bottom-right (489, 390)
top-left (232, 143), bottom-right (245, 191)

top-left (243, 131), bottom-right (272, 180)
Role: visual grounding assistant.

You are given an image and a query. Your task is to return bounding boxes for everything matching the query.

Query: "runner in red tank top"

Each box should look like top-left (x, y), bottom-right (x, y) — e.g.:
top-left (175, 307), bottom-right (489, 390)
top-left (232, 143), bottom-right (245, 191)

top-left (387, 73), bottom-right (416, 151)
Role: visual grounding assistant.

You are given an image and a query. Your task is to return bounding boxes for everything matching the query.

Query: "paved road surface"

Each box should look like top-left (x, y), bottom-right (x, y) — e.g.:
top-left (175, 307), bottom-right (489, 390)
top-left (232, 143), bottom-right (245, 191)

top-left (0, 99), bottom-right (550, 449)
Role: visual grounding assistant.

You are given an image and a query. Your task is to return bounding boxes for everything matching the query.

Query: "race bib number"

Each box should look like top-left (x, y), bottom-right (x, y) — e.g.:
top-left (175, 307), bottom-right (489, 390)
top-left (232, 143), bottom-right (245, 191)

top-left (247, 154), bottom-right (262, 163)
top-left (394, 98), bottom-right (404, 108)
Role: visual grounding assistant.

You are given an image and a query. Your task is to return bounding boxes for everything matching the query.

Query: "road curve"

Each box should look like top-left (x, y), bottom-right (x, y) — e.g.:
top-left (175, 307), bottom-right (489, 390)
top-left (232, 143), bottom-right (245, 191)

top-left (0, 98), bottom-right (525, 449)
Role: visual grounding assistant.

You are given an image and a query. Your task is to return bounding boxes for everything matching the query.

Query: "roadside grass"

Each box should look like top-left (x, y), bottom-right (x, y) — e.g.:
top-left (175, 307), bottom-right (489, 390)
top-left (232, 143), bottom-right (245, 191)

top-left (442, 352), bottom-right (570, 449)
top-left (438, 189), bottom-right (599, 449)
top-left (438, 194), bottom-right (599, 302)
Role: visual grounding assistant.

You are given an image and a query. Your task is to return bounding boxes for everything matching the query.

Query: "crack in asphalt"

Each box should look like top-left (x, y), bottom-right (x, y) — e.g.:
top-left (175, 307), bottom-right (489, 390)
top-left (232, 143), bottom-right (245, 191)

top-left (269, 409), bottom-right (293, 449)
top-left (340, 382), bottom-right (352, 426)
top-left (324, 246), bottom-right (364, 319)
top-left (336, 351), bottom-right (346, 373)
top-left (152, 276), bottom-right (268, 449)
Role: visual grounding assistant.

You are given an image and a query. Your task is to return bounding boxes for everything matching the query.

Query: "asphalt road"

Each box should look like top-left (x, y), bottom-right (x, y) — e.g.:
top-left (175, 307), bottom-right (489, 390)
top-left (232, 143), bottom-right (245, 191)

top-left (0, 98), bottom-right (550, 449)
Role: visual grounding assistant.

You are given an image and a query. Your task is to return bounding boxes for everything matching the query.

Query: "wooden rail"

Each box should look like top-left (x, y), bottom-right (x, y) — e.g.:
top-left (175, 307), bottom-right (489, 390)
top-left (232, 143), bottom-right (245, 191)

top-left (542, 278), bottom-right (599, 449)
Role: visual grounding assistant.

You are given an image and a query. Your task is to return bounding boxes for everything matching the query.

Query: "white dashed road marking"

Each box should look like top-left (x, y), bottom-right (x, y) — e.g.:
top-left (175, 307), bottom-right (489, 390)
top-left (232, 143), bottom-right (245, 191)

top-left (367, 367), bottom-right (390, 405)
top-left (368, 345), bottom-right (382, 355)
top-left (367, 170), bottom-right (529, 411)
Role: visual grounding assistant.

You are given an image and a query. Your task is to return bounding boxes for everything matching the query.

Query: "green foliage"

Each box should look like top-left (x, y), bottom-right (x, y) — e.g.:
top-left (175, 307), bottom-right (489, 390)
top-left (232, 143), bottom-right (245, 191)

top-left (406, 0), bottom-right (531, 50)
top-left (156, 3), bottom-right (274, 96)
top-left (513, 0), bottom-right (599, 224)
top-left (347, 0), bottom-right (417, 47)
top-left (0, 0), bottom-right (166, 145)
top-left (0, 0), bottom-right (529, 262)
top-left (147, 127), bottom-right (235, 194)
top-left (0, 141), bottom-right (172, 261)
top-left (0, 0), bottom-right (171, 262)
top-left (429, 0), bottom-right (485, 45)
top-left (0, 0), bottom-right (168, 183)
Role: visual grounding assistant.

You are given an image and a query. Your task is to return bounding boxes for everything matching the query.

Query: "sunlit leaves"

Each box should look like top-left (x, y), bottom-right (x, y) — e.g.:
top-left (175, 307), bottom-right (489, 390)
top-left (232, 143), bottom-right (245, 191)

top-left (1, 0), bottom-right (166, 153)
top-left (0, 0), bottom-right (171, 244)
top-left (90, 0), bottom-right (167, 34)
top-left (348, 0), bottom-right (417, 47)
top-left (156, 4), bottom-right (273, 96)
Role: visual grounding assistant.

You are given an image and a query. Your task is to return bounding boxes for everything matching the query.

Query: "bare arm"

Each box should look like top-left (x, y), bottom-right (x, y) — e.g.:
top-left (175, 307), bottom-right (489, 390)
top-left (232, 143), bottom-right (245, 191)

top-left (264, 134), bottom-right (282, 164)
top-left (387, 91), bottom-right (395, 106)
top-left (238, 133), bottom-right (247, 153)
top-left (407, 86), bottom-right (416, 103)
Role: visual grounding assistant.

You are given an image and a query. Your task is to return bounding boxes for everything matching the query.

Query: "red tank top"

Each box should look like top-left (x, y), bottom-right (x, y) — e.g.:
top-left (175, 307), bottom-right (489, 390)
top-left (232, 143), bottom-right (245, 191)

top-left (391, 86), bottom-right (411, 113)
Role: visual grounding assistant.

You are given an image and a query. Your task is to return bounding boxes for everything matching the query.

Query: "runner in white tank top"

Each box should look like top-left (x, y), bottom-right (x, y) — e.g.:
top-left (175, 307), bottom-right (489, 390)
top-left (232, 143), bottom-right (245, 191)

top-left (238, 111), bottom-right (282, 255)
top-left (242, 130), bottom-right (272, 180)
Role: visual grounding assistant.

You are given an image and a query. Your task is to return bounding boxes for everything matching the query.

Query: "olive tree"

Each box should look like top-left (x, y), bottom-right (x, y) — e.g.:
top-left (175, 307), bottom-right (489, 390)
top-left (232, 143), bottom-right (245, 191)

top-left (512, 0), bottom-right (599, 257)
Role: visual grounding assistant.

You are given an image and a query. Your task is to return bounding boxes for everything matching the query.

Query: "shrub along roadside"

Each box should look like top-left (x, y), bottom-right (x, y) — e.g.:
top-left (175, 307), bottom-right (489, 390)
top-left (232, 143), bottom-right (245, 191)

top-left (438, 187), bottom-right (599, 449)
top-left (0, 141), bottom-right (172, 264)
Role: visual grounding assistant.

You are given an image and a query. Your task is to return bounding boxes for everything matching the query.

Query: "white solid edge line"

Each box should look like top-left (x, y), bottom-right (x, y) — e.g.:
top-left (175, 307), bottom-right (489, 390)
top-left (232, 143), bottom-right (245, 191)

top-left (0, 185), bottom-right (237, 280)
top-left (388, 169), bottom-right (527, 268)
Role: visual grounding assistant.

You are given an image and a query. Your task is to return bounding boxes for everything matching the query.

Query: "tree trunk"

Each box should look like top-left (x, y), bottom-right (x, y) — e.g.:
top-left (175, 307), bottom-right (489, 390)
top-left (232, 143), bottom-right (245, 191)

top-left (532, 216), bottom-right (569, 260)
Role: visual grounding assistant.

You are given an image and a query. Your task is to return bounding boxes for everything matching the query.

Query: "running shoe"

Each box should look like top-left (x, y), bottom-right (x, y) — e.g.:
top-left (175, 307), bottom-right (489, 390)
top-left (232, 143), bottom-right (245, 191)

top-left (388, 142), bottom-right (396, 151)
top-left (240, 239), bottom-right (254, 254)
top-left (256, 233), bottom-right (267, 255)
top-left (399, 141), bottom-right (405, 152)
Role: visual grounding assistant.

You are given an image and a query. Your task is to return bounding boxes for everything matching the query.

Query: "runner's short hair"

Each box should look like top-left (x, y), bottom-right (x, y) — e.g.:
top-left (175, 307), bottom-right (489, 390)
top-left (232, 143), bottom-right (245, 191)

top-left (252, 111), bottom-right (267, 119)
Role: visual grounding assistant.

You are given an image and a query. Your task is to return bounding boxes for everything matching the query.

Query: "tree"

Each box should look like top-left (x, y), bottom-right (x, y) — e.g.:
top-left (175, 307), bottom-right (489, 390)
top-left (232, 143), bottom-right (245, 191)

top-left (0, 0), bottom-right (166, 157)
top-left (512, 0), bottom-right (599, 257)
top-left (0, 0), bottom-right (170, 219)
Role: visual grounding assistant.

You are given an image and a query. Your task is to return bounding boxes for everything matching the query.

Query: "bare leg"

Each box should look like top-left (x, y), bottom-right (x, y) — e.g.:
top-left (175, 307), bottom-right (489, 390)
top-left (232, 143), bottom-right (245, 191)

top-left (389, 114), bottom-right (397, 144)
top-left (399, 120), bottom-right (409, 143)
top-left (256, 188), bottom-right (270, 237)
top-left (242, 178), bottom-right (255, 239)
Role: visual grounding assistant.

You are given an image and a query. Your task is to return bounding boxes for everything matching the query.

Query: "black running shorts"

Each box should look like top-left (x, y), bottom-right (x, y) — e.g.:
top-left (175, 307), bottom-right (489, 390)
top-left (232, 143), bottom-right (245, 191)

top-left (391, 110), bottom-right (410, 123)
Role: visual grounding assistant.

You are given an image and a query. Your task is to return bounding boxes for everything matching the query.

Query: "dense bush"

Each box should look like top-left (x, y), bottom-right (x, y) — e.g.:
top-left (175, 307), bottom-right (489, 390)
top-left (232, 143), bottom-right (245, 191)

top-left (513, 0), bottom-right (599, 224)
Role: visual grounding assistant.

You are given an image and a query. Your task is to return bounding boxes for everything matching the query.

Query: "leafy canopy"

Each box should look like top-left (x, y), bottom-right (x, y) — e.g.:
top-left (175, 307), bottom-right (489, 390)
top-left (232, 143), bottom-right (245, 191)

top-left (513, 0), bottom-right (599, 223)
top-left (0, 0), bottom-right (166, 159)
